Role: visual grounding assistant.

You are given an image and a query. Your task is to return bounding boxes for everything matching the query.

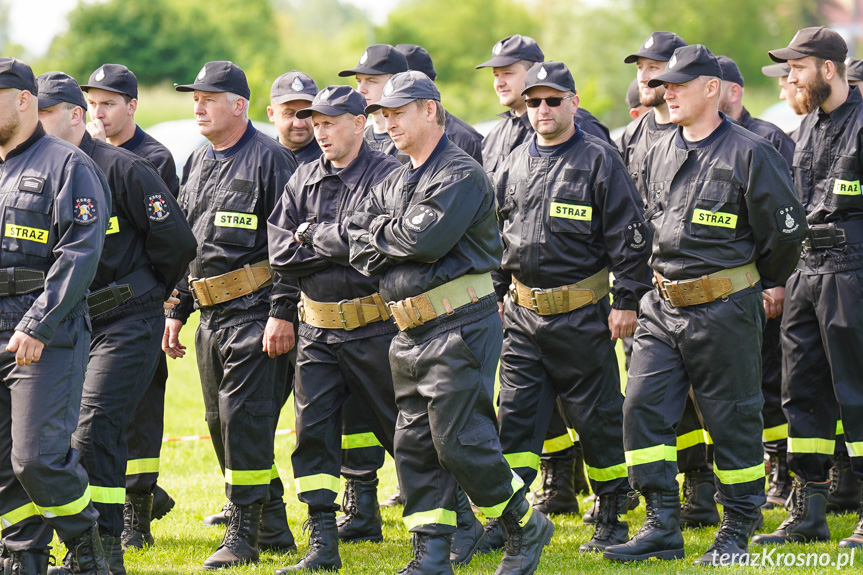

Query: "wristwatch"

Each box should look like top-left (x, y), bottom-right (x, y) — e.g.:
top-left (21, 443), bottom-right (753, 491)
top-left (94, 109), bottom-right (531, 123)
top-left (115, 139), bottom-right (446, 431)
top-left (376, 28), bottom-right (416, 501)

top-left (296, 222), bottom-right (311, 243)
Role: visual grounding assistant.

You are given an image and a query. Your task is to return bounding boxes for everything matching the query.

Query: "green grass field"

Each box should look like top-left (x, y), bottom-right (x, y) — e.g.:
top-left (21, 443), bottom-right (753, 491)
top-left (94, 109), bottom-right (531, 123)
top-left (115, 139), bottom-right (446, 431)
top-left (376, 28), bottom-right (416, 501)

top-left (55, 312), bottom-right (855, 574)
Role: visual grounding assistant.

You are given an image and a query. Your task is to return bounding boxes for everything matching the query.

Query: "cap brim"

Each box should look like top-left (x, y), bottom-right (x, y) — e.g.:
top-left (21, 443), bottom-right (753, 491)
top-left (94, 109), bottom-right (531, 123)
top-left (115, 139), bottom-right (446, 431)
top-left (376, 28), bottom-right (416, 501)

top-left (296, 104), bottom-right (350, 119)
top-left (761, 63), bottom-right (790, 78)
top-left (768, 47), bottom-right (809, 63)
top-left (647, 71), bottom-right (699, 87)
top-left (271, 93), bottom-right (315, 105)
top-left (79, 84), bottom-right (133, 98)
top-left (522, 82), bottom-right (572, 96)
top-left (365, 96), bottom-right (418, 115)
top-left (175, 82), bottom-right (225, 93)
top-left (338, 67), bottom-right (390, 77)
top-left (475, 55), bottom-right (521, 69)
top-left (624, 51), bottom-right (671, 64)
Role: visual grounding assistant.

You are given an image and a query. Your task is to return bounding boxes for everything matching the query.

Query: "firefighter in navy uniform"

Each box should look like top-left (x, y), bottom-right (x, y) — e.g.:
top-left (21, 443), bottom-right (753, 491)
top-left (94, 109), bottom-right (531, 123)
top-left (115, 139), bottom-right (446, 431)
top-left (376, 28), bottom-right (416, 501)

top-left (603, 45), bottom-right (806, 566)
top-left (347, 70), bottom-right (553, 575)
top-left (0, 58), bottom-right (112, 575)
top-left (267, 70), bottom-right (322, 165)
top-left (34, 72), bottom-right (197, 575)
top-left (163, 61), bottom-right (299, 570)
top-left (753, 26), bottom-right (863, 550)
top-left (79, 62), bottom-right (182, 549)
top-left (493, 61), bottom-right (651, 553)
top-left (267, 85), bottom-right (402, 573)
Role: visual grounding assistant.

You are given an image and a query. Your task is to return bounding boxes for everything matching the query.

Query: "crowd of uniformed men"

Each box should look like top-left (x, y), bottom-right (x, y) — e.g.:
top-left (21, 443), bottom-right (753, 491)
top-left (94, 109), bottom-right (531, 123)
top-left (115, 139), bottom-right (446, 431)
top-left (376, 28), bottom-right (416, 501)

top-left (0, 19), bottom-right (861, 575)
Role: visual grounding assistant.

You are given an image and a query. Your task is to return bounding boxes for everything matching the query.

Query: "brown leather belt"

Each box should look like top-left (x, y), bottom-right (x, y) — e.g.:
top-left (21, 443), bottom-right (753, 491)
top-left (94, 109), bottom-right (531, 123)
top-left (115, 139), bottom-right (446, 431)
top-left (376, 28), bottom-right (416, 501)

top-left (654, 262), bottom-right (760, 308)
top-left (509, 268), bottom-right (609, 315)
top-left (189, 260), bottom-right (272, 307)
top-left (388, 272), bottom-right (495, 331)
top-left (299, 292), bottom-right (390, 331)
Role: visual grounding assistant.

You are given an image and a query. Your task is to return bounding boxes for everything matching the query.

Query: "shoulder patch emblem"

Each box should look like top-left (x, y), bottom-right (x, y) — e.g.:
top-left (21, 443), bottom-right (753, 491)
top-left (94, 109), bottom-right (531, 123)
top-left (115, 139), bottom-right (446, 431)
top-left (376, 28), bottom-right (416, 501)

top-left (146, 193), bottom-right (170, 222)
top-left (775, 205), bottom-right (800, 235)
top-left (73, 197), bottom-right (99, 225)
top-left (404, 205), bottom-right (436, 233)
top-left (625, 221), bottom-right (647, 250)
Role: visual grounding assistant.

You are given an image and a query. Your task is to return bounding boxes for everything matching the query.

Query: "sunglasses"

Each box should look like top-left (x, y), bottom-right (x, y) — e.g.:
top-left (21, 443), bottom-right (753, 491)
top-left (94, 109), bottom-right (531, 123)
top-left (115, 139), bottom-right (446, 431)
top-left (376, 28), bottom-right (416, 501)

top-left (524, 95), bottom-right (574, 108)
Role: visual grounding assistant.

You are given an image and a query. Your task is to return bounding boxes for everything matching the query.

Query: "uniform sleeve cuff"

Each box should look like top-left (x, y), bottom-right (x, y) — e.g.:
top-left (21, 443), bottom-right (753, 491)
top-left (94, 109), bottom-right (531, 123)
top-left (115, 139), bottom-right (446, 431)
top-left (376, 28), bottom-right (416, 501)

top-left (15, 316), bottom-right (54, 344)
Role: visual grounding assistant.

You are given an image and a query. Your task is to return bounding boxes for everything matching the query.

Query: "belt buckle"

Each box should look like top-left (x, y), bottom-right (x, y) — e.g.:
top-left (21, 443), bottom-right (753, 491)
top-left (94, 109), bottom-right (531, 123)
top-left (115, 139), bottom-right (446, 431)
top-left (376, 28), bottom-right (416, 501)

top-left (834, 224), bottom-right (847, 247)
top-left (509, 283), bottom-right (518, 305)
top-left (658, 279), bottom-right (685, 308)
top-left (189, 278), bottom-right (202, 306)
top-left (337, 299), bottom-right (355, 331)
top-left (530, 288), bottom-right (544, 314)
top-left (297, 299), bottom-right (305, 322)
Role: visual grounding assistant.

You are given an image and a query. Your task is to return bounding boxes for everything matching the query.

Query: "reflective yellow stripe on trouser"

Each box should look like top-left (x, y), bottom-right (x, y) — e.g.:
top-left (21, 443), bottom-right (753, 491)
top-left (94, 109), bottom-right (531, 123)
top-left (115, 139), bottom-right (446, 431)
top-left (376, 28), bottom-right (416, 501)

top-left (677, 429), bottom-right (708, 451)
top-left (787, 438), bottom-right (835, 455)
top-left (271, 464), bottom-right (280, 480)
top-left (294, 474), bottom-right (340, 495)
top-left (763, 424), bottom-right (789, 443)
top-left (0, 502), bottom-right (39, 528)
top-left (476, 472), bottom-right (525, 519)
top-left (714, 463), bottom-right (765, 485)
top-left (225, 468), bottom-right (272, 486)
top-left (542, 433), bottom-right (574, 454)
top-left (90, 485), bottom-right (126, 505)
top-left (35, 485), bottom-right (92, 519)
top-left (342, 432), bottom-right (383, 450)
top-left (125, 458), bottom-right (160, 476)
top-left (847, 442), bottom-right (863, 457)
top-left (403, 508), bottom-right (457, 530)
top-left (504, 452), bottom-right (541, 471)
top-left (626, 444), bottom-right (677, 467)
top-left (586, 462), bottom-right (628, 482)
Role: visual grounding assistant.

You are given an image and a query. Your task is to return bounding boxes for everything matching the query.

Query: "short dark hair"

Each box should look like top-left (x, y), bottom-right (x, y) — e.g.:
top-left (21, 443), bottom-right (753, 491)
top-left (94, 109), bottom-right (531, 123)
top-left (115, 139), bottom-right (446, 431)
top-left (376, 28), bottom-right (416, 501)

top-left (814, 57), bottom-right (846, 79)
top-left (415, 99), bottom-right (446, 126)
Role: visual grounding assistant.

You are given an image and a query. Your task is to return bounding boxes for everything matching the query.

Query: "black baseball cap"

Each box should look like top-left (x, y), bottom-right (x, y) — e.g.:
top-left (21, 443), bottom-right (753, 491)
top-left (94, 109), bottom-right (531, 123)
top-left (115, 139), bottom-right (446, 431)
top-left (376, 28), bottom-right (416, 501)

top-left (625, 32), bottom-right (687, 64)
top-left (847, 58), bottom-right (863, 82)
top-left (626, 79), bottom-right (640, 109)
top-left (175, 61), bottom-right (250, 100)
top-left (769, 26), bottom-right (847, 63)
top-left (35, 71), bottom-right (87, 109)
top-left (761, 63), bottom-right (791, 78)
top-left (476, 35), bottom-right (544, 69)
top-left (338, 45), bottom-right (408, 77)
top-left (0, 57), bottom-right (37, 94)
top-left (647, 45), bottom-right (722, 87)
top-left (717, 56), bottom-right (744, 87)
top-left (521, 61), bottom-right (575, 95)
top-left (396, 44), bottom-right (437, 81)
top-left (296, 85), bottom-right (366, 119)
top-left (80, 64), bottom-right (138, 99)
top-left (364, 71), bottom-right (440, 114)
top-left (270, 71), bottom-right (317, 104)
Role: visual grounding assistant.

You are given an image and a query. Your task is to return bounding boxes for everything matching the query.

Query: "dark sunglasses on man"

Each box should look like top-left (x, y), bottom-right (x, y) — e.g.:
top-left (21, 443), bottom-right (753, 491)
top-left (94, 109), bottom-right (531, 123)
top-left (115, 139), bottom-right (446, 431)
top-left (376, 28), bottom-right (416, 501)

top-left (524, 95), bottom-right (574, 108)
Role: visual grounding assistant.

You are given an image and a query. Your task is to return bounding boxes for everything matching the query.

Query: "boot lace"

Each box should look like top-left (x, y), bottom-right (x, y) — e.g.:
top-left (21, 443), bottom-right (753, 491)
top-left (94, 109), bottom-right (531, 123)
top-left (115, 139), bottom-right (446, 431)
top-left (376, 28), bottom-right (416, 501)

top-left (778, 479), bottom-right (807, 530)
top-left (222, 505), bottom-right (254, 548)
top-left (592, 494), bottom-right (618, 541)
top-left (709, 512), bottom-right (746, 552)
top-left (501, 513), bottom-right (525, 555)
top-left (680, 474), bottom-right (697, 514)
top-left (399, 534), bottom-right (427, 571)
top-left (341, 481), bottom-right (359, 520)
top-left (302, 514), bottom-right (325, 550)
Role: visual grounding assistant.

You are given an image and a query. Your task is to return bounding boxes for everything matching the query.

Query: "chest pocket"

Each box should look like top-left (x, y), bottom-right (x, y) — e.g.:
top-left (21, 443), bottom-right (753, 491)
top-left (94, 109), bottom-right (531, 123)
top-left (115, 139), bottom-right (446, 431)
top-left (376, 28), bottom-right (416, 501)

top-left (827, 155), bottom-right (863, 209)
top-left (792, 150), bottom-right (813, 202)
top-left (688, 179), bottom-right (743, 239)
top-left (548, 171), bottom-right (592, 236)
top-left (212, 179), bottom-right (259, 248)
top-left (2, 194), bottom-right (53, 258)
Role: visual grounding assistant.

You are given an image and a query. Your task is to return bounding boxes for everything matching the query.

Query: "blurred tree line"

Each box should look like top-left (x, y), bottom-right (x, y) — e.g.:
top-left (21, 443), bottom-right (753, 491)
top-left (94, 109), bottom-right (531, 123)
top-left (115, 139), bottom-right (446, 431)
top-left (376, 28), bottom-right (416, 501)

top-left (34, 0), bottom-right (826, 127)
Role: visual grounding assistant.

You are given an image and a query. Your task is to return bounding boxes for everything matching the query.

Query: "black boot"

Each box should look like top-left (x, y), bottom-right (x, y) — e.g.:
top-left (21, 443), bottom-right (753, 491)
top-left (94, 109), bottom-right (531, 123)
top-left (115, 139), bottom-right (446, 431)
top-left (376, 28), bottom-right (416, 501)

top-left (579, 492), bottom-right (629, 553)
top-left (839, 501), bottom-right (863, 549)
top-left (692, 509), bottom-right (755, 566)
top-left (679, 470), bottom-right (720, 528)
top-left (573, 444), bottom-right (590, 495)
top-left (121, 492), bottom-right (154, 550)
top-left (275, 511), bottom-right (341, 573)
top-left (259, 498), bottom-right (297, 553)
top-left (602, 489), bottom-right (684, 562)
top-left (494, 497), bottom-right (554, 575)
top-left (203, 501), bottom-right (233, 527)
top-left (475, 517), bottom-right (506, 554)
top-left (100, 536), bottom-right (124, 575)
top-left (380, 486), bottom-right (405, 508)
top-left (203, 502), bottom-right (262, 570)
top-left (751, 478), bottom-right (830, 544)
top-left (584, 492), bottom-right (639, 525)
top-left (397, 534), bottom-right (452, 575)
top-left (151, 484), bottom-right (175, 521)
top-left (532, 458), bottom-right (579, 516)
top-left (764, 453), bottom-right (792, 510)
top-left (828, 454), bottom-right (862, 514)
top-left (337, 479), bottom-right (382, 543)
top-left (450, 488), bottom-right (485, 565)
top-left (2, 549), bottom-right (50, 575)
top-left (48, 524), bottom-right (111, 575)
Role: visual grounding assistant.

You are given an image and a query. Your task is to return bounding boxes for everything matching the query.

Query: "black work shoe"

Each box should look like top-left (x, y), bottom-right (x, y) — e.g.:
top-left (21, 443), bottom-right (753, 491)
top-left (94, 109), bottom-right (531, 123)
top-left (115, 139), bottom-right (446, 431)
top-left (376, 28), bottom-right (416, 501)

top-left (203, 501), bottom-right (233, 527)
top-left (99, 536), bottom-right (124, 575)
top-left (275, 512), bottom-right (341, 573)
top-left (838, 501), bottom-right (863, 549)
top-left (584, 492), bottom-right (639, 525)
top-left (48, 524), bottom-right (111, 575)
top-left (450, 488), bottom-right (485, 565)
top-left (532, 458), bottom-right (580, 516)
top-left (495, 498), bottom-right (554, 575)
top-left (337, 479), bottom-right (383, 543)
top-left (2, 548), bottom-right (50, 575)
top-left (579, 492), bottom-right (630, 553)
top-left (679, 470), bottom-right (720, 528)
top-left (203, 502), bottom-right (262, 570)
top-left (121, 492), bottom-right (155, 551)
top-left (380, 487), bottom-right (405, 508)
top-left (475, 517), bottom-right (506, 554)
top-left (828, 454), bottom-right (862, 514)
top-left (751, 478), bottom-right (830, 545)
top-left (151, 485), bottom-right (175, 521)
top-left (603, 489), bottom-right (685, 562)
top-left (397, 534), bottom-right (453, 575)
top-left (260, 498), bottom-right (297, 553)
top-left (692, 509), bottom-right (755, 566)
top-left (764, 453), bottom-right (792, 510)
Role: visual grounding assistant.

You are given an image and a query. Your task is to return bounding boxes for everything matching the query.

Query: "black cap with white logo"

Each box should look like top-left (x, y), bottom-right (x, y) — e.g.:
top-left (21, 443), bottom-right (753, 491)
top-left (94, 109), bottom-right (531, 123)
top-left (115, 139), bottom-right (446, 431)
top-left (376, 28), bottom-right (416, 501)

top-left (761, 63), bottom-right (791, 78)
top-left (396, 44), bottom-right (437, 81)
top-left (80, 64), bottom-right (138, 99)
top-left (847, 58), bottom-right (863, 82)
top-left (0, 57), bottom-right (37, 94)
top-left (364, 71), bottom-right (440, 114)
top-left (521, 62), bottom-right (575, 95)
top-left (296, 85), bottom-right (366, 119)
top-left (717, 56), bottom-right (744, 87)
top-left (625, 32), bottom-right (687, 64)
top-left (647, 45), bottom-right (722, 87)
top-left (476, 35), bottom-right (544, 69)
top-left (270, 71), bottom-right (318, 104)
top-left (175, 61), bottom-right (250, 100)
top-left (769, 26), bottom-right (847, 63)
top-left (35, 71), bottom-right (87, 109)
top-left (338, 45), bottom-right (409, 77)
